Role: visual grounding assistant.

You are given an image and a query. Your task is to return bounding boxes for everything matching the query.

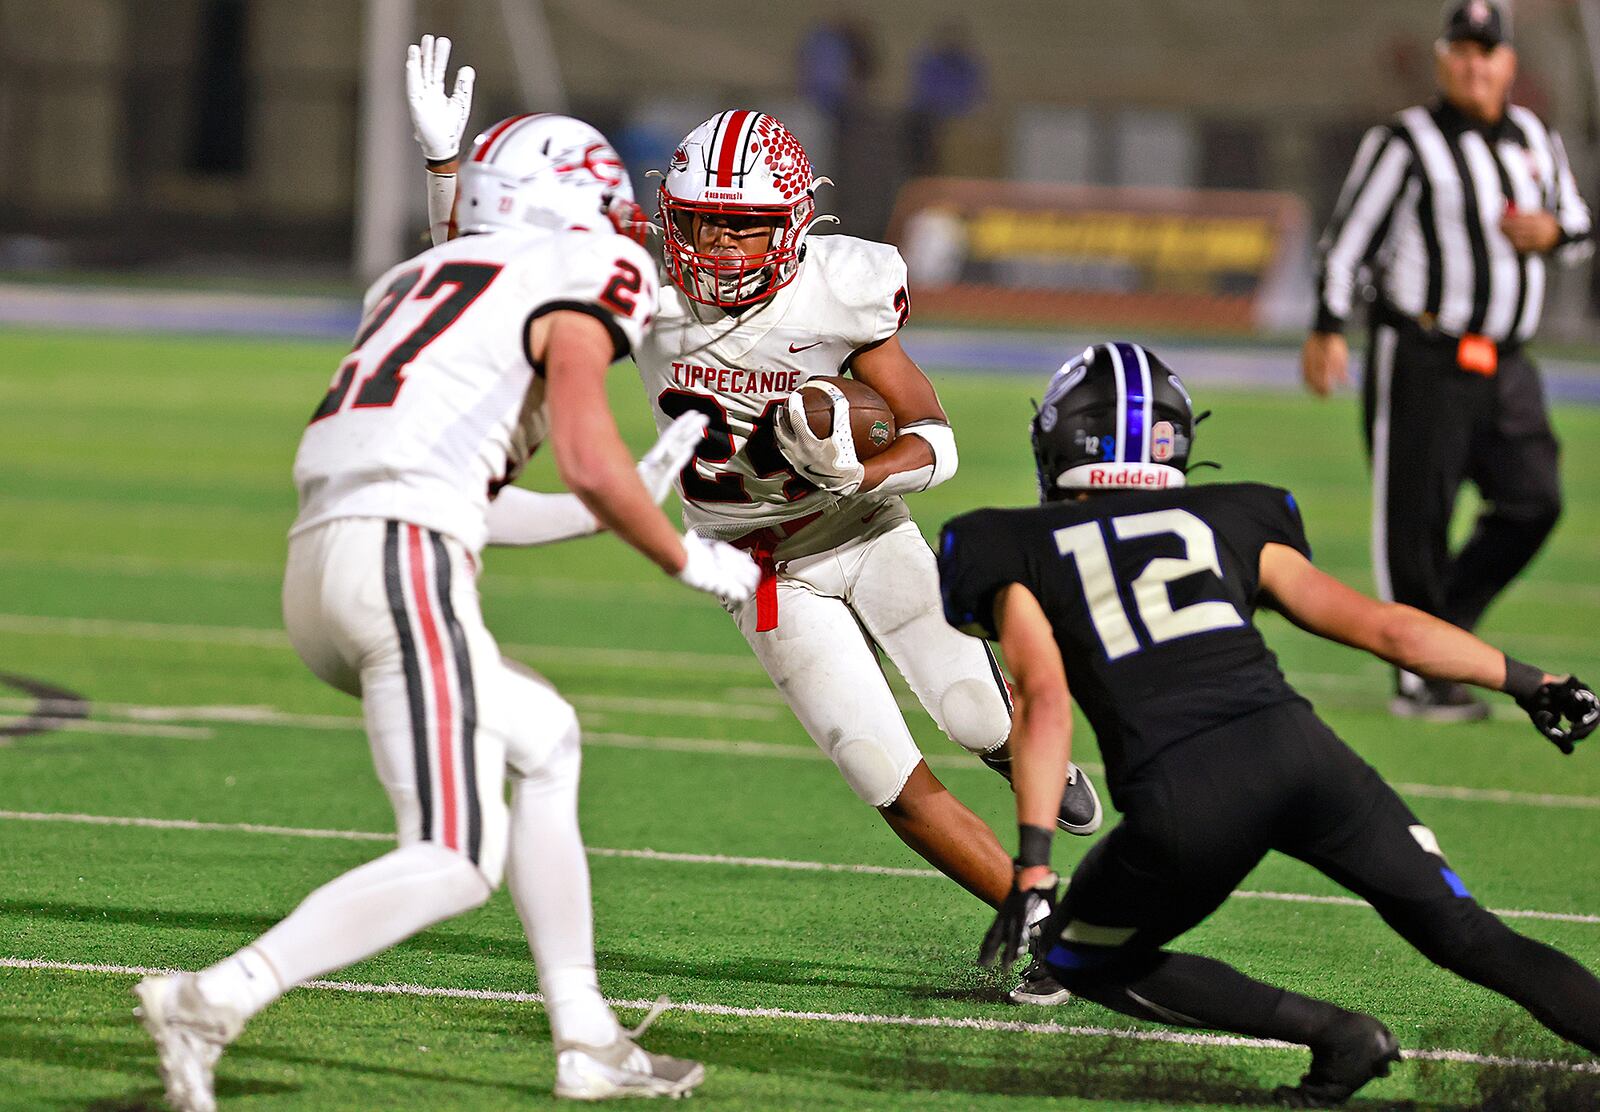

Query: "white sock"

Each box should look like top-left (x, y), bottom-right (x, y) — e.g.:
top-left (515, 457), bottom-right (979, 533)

top-left (196, 945), bottom-right (282, 1017)
top-left (220, 842), bottom-right (489, 1020)
top-left (507, 770), bottom-right (619, 1048)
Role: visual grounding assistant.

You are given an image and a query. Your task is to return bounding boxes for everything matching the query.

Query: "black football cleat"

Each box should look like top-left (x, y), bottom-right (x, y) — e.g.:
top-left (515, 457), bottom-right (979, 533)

top-left (1007, 958), bottom-right (1073, 1005)
top-left (1058, 763), bottom-right (1103, 836)
top-left (1389, 679), bottom-right (1490, 723)
top-left (981, 754), bottom-right (1104, 836)
top-left (1273, 1013), bottom-right (1402, 1108)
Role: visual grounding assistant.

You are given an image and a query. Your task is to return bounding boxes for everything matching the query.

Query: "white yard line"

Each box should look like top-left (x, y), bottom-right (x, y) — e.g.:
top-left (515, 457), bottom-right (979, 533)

top-left (1395, 782), bottom-right (1600, 809)
top-left (1, 809), bottom-right (1594, 925)
top-left (0, 717), bottom-right (212, 740)
top-left (2, 956), bottom-right (1594, 1075)
top-left (0, 613), bottom-right (290, 649)
top-left (579, 695), bottom-right (781, 721)
top-left (23, 542), bottom-right (1599, 609)
top-left (0, 810), bottom-right (392, 843)
top-left (0, 695), bottom-right (781, 727)
top-left (0, 612), bottom-right (759, 672)
top-left (3, 691), bottom-right (1596, 810)
top-left (8, 609), bottom-right (1595, 688)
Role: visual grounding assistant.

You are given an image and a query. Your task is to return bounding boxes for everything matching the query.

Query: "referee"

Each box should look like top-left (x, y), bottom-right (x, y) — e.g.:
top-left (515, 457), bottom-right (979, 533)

top-left (1301, 0), bottom-right (1592, 721)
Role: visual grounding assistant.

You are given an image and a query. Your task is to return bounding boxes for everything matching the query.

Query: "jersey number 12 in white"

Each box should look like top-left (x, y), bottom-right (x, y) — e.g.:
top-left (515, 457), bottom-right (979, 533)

top-left (1053, 509), bottom-right (1244, 660)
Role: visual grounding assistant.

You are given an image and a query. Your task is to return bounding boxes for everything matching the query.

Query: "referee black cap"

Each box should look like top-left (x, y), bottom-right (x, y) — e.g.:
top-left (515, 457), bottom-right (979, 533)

top-left (1442, 0), bottom-right (1509, 48)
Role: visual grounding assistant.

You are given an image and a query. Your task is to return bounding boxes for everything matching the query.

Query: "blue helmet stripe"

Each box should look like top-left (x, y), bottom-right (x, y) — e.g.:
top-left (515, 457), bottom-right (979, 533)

top-left (1104, 344), bottom-right (1128, 462)
top-left (1115, 341), bottom-right (1149, 464)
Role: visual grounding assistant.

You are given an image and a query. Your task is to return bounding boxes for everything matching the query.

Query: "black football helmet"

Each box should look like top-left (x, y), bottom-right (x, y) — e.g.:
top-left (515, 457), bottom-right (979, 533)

top-left (1031, 342), bottom-right (1196, 500)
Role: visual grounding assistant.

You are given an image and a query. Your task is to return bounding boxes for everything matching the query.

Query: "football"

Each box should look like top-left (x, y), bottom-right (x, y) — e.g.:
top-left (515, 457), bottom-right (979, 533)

top-left (801, 375), bottom-right (898, 460)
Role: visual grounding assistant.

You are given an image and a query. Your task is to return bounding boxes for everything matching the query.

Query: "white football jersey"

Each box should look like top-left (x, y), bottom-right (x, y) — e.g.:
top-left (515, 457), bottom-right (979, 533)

top-left (635, 234), bottom-right (910, 538)
top-left (292, 228), bottom-right (657, 552)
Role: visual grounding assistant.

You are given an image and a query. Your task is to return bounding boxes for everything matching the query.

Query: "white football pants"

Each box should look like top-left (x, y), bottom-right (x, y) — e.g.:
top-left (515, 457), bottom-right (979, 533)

top-left (199, 517), bottom-right (617, 1047)
top-left (730, 504), bottom-right (1013, 807)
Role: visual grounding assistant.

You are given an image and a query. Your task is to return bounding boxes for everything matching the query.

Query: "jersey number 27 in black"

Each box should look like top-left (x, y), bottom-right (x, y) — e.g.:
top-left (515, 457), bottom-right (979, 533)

top-left (311, 262), bottom-right (503, 424)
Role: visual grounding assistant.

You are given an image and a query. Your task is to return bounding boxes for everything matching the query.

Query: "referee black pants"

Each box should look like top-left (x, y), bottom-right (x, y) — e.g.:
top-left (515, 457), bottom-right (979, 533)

top-left (1362, 318), bottom-right (1561, 634)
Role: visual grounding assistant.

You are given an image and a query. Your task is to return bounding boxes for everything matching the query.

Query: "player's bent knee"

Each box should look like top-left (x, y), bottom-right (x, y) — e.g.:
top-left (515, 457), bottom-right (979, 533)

top-left (834, 735), bottom-right (918, 807)
top-left (402, 841), bottom-right (497, 910)
top-left (939, 677), bottom-right (1011, 755)
top-left (496, 664), bottom-right (582, 785)
top-left (513, 701), bottom-right (581, 788)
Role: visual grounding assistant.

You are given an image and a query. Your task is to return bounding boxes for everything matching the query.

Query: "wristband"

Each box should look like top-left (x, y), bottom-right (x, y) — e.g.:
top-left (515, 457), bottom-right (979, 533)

top-left (1016, 823), bottom-right (1054, 869)
top-left (1502, 655), bottom-right (1546, 700)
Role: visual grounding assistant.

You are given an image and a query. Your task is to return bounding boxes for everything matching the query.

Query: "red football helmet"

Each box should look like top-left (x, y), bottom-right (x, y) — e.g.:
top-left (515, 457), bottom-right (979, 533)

top-left (657, 110), bottom-right (831, 308)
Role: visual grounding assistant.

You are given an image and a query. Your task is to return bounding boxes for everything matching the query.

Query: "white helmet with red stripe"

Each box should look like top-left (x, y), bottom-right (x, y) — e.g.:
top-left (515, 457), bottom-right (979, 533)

top-left (457, 113), bottom-right (645, 241)
top-left (657, 110), bottom-right (832, 308)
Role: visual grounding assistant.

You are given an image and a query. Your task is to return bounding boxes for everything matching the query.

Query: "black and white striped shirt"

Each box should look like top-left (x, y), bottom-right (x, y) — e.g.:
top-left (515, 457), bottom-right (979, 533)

top-left (1316, 99), bottom-right (1592, 346)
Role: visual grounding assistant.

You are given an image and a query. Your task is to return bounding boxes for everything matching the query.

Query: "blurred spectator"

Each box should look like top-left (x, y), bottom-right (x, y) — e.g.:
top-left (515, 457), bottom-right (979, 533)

top-left (797, 18), bottom-right (903, 240)
top-left (797, 18), bottom-right (877, 118)
top-left (906, 22), bottom-right (988, 176)
top-left (900, 204), bottom-right (968, 288)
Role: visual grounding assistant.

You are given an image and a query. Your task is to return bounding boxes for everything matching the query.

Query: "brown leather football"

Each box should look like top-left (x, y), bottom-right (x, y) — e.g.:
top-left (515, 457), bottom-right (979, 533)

top-left (800, 375), bottom-right (897, 460)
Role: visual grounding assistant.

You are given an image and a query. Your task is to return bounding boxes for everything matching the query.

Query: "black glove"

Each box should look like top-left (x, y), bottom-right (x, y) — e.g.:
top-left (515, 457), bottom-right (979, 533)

top-left (1516, 675), bottom-right (1599, 754)
top-left (977, 873), bottom-right (1058, 977)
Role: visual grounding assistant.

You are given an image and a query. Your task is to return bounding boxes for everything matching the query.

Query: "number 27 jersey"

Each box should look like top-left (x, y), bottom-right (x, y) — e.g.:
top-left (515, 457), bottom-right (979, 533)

top-left (291, 229), bottom-right (656, 553)
top-left (938, 483), bottom-right (1312, 790)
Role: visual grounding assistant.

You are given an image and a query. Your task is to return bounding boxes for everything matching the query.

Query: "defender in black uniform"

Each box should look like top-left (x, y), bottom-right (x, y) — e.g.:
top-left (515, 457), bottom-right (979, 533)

top-left (938, 342), bottom-right (1600, 1107)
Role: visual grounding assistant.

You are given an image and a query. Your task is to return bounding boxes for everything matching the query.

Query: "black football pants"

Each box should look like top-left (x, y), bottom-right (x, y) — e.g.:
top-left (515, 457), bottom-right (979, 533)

top-left (1038, 702), bottom-right (1600, 1054)
top-left (1362, 319), bottom-right (1561, 633)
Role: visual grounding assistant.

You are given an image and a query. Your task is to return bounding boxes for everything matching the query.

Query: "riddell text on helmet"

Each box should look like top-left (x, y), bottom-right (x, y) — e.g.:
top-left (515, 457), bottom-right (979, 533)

top-left (1087, 468), bottom-right (1174, 488)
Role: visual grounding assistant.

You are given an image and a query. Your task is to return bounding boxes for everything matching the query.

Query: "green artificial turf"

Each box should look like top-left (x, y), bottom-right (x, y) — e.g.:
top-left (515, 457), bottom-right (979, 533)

top-left (1, 327), bottom-right (1597, 1109)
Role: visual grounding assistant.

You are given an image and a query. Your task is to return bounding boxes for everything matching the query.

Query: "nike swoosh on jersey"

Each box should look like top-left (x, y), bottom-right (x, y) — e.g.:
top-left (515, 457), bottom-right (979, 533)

top-left (788, 340), bottom-right (824, 353)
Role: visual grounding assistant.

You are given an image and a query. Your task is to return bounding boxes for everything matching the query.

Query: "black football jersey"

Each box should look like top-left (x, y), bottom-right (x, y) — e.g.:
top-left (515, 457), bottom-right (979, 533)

top-left (938, 482), bottom-right (1312, 793)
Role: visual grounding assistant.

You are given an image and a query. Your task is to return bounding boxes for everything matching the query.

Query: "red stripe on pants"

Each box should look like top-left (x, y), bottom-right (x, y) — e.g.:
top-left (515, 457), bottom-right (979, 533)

top-left (407, 525), bottom-right (459, 851)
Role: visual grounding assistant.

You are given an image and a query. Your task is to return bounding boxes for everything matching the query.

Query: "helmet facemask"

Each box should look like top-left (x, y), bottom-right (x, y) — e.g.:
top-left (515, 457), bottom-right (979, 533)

top-left (654, 110), bottom-right (834, 310)
top-left (658, 192), bottom-right (818, 308)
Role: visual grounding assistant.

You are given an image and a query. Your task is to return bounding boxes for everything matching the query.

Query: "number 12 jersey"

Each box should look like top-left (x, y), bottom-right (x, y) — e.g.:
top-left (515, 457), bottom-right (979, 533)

top-left (938, 483), bottom-right (1313, 793)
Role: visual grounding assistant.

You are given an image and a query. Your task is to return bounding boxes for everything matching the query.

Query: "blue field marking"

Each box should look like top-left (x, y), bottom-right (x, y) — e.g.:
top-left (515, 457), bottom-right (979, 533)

top-left (901, 326), bottom-right (1600, 405)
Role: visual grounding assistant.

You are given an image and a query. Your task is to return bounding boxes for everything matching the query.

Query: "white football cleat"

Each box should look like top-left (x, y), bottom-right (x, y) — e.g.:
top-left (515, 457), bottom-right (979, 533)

top-left (554, 997), bottom-right (705, 1101)
top-left (133, 973), bottom-right (245, 1112)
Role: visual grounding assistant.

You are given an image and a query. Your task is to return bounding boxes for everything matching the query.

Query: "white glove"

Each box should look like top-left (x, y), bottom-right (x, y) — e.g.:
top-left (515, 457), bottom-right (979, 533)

top-left (675, 533), bottom-right (761, 605)
top-left (637, 412), bottom-right (708, 502)
top-left (406, 34), bottom-right (475, 161)
top-left (774, 381), bottom-right (864, 496)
